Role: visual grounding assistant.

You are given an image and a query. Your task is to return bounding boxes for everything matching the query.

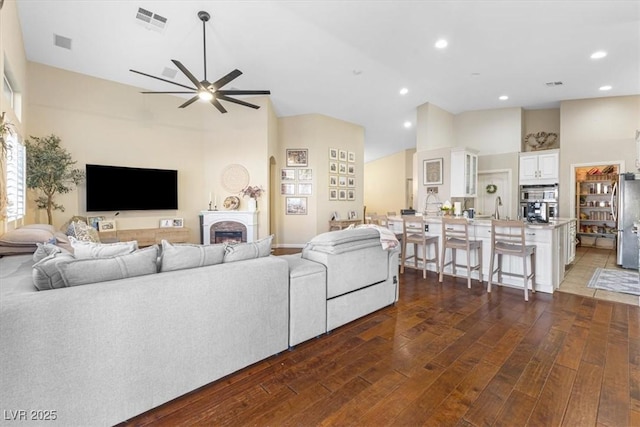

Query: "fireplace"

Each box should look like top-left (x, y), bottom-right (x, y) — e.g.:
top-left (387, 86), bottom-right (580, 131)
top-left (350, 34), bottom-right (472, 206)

top-left (200, 211), bottom-right (258, 244)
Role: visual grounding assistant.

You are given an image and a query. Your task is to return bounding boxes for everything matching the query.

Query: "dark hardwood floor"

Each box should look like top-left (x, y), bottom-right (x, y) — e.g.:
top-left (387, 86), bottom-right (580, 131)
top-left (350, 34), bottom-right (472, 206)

top-left (122, 262), bottom-right (640, 426)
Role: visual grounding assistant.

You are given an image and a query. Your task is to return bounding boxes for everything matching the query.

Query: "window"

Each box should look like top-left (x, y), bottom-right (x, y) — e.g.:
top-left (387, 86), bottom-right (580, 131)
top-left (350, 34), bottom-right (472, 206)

top-left (3, 74), bottom-right (14, 110)
top-left (5, 133), bottom-right (26, 221)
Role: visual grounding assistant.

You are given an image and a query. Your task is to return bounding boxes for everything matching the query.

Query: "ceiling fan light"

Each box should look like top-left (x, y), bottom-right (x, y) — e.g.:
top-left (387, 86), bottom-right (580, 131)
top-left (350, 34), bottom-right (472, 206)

top-left (199, 91), bottom-right (213, 101)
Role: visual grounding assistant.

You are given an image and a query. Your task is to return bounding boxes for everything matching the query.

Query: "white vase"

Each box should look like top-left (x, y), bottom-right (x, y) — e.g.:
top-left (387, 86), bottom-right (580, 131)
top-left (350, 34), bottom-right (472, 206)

top-left (248, 198), bottom-right (257, 212)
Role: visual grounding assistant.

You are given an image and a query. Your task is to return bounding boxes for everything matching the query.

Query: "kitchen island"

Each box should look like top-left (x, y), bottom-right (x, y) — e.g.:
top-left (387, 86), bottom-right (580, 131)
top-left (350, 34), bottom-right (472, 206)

top-left (389, 216), bottom-right (577, 294)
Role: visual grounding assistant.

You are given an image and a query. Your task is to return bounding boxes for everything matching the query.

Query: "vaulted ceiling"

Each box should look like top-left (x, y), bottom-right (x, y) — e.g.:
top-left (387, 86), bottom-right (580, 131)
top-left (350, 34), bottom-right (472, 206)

top-left (15, 1), bottom-right (640, 161)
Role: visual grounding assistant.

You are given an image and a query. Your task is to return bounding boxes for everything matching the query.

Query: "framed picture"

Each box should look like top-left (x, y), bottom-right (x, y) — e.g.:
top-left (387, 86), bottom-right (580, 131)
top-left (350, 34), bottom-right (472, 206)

top-left (348, 210), bottom-right (357, 219)
top-left (338, 163), bottom-right (347, 174)
top-left (98, 220), bottom-right (116, 232)
top-left (423, 158), bottom-right (443, 185)
top-left (329, 161), bottom-right (338, 174)
top-left (339, 150), bottom-right (347, 161)
top-left (338, 189), bottom-right (347, 200)
top-left (298, 183), bottom-right (312, 195)
top-left (329, 189), bottom-right (338, 200)
top-left (286, 197), bottom-right (307, 215)
top-left (347, 164), bottom-right (355, 175)
top-left (172, 218), bottom-right (184, 228)
top-left (338, 176), bottom-right (347, 187)
top-left (348, 151), bottom-right (355, 163)
top-left (329, 175), bottom-right (338, 186)
top-left (286, 149), bottom-right (308, 167)
top-left (281, 183), bottom-right (295, 195)
top-left (88, 216), bottom-right (105, 230)
top-left (347, 189), bottom-right (356, 201)
top-left (159, 219), bottom-right (173, 228)
top-left (298, 168), bottom-right (313, 181)
top-left (330, 211), bottom-right (339, 220)
top-left (281, 168), bottom-right (296, 181)
top-left (347, 177), bottom-right (355, 187)
top-left (329, 148), bottom-right (338, 160)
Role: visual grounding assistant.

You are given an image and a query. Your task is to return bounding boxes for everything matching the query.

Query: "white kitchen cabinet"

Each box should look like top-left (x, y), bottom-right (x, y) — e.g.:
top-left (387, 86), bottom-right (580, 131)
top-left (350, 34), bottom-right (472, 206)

top-left (451, 148), bottom-right (478, 197)
top-left (519, 149), bottom-right (559, 185)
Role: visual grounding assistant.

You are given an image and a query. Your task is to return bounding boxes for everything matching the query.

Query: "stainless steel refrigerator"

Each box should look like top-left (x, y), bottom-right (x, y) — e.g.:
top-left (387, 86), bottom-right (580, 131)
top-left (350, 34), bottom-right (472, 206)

top-left (616, 173), bottom-right (640, 269)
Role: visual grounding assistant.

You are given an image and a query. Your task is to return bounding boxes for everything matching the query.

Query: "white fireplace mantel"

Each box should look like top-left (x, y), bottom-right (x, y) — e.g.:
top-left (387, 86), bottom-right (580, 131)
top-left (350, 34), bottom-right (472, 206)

top-left (200, 210), bottom-right (258, 244)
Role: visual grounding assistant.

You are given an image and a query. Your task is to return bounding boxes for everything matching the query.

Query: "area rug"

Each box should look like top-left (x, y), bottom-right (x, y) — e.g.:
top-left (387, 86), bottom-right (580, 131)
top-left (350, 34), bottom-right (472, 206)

top-left (587, 268), bottom-right (640, 296)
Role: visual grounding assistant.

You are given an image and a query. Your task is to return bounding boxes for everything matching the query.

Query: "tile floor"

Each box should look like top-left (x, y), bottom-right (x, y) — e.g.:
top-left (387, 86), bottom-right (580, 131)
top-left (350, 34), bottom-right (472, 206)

top-left (558, 246), bottom-right (640, 306)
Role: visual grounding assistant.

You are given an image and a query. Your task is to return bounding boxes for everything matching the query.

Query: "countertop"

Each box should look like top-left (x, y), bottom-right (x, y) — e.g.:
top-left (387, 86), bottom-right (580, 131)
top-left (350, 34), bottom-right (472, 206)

top-left (388, 215), bottom-right (575, 230)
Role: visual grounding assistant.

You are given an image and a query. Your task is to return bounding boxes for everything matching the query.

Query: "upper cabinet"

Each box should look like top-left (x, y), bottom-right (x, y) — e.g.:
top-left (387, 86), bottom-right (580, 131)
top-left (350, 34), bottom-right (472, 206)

top-left (451, 148), bottom-right (478, 197)
top-left (519, 149), bottom-right (559, 185)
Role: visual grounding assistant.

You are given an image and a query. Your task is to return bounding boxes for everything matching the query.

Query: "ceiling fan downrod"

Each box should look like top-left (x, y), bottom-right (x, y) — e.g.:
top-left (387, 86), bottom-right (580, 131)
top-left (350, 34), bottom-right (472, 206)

top-left (198, 11), bottom-right (210, 82)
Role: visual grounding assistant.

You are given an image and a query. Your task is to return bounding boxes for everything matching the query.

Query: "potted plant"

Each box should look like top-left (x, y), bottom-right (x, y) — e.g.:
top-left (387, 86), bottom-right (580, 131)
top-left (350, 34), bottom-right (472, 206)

top-left (440, 200), bottom-right (453, 216)
top-left (25, 134), bottom-right (85, 224)
top-left (239, 185), bottom-right (264, 212)
top-left (0, 112), bottom-right (15, 218)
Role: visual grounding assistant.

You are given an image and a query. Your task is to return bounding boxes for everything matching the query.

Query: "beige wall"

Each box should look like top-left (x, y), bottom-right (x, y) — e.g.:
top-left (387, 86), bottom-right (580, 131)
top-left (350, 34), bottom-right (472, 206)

top-left (277, 114), bottom-right (364, 246)
top-left (454, 107), bottom-right (522, 155)
top-left (364, 148), bottom-right (415, 215)
top-left (1, 0), bottom-right (28, 231)
top-left (26, 62), bottom-right (275, 242)
top-left (559, 95), bottom-right (640, 216)
top-left (416, 102), bottom-right (454, 151)
top-left (523, 108), bottom-right (560, 151)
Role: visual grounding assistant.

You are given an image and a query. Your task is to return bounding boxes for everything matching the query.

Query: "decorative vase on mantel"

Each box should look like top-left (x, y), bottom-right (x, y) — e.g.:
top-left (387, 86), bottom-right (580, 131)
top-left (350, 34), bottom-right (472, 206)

top-left (248, 198), bottom-right (257, 212)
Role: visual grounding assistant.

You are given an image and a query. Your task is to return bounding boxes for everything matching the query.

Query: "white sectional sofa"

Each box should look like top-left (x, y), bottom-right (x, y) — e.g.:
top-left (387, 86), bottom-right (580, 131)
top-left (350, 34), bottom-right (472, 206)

top-left (0, 227), bottom-right (398, 426)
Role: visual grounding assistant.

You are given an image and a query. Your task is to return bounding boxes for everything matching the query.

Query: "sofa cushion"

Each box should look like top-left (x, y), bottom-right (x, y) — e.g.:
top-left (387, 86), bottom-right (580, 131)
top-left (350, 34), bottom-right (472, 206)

top-left (69, 236), bottom-right (138, 259)
top-left (306, 228), bottom-right (380, 247)
top-left (223, 235), bottom-right (273, 263)
top-left (159, 240), bottom-right (226, 272)
top-left (0, 227), bottom-right (55, 247)
top-left (33, 242), bottom-right (71, 262)
top-left (57, 245), bottom-right (159, 287)
top-left (32, 251), bottom-right (76, 291)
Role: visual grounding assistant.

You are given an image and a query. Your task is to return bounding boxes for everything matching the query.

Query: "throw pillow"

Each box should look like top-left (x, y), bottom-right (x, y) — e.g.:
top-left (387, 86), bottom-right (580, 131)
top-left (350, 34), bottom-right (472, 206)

top-left (57, 245), bottom-right (159, 287)
top-left (0, 227), bottom-right (55, 247)
top-left (69, 236), bottom-right (138, 259)
top-left (66, 220), bottom-right (100, 243)
top-left (33, 242), bottom-right (71, 262)
top-left (159, 240), bottom-right (226, 272)
top-left (32, 251), bottom-right (76, 291)
top-left (223, 235), bottom-right (273, 263)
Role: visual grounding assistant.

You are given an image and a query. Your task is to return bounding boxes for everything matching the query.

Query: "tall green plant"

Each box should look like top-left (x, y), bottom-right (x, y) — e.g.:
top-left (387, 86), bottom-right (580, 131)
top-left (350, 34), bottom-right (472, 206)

top-left (25, 134), bottom-right (84, 225)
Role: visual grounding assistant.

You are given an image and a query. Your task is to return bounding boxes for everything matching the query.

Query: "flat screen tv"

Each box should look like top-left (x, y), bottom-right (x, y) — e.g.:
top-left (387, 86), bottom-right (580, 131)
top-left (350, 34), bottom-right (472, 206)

top-left (86, 164), bottom-right (178, 212)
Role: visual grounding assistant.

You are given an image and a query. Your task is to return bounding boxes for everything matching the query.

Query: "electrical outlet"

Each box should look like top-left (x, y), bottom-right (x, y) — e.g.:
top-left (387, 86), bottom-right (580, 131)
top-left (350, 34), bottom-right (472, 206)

top-left (424, 224), bottom-right (429, 232)
top-left (427, 187), bottom-right (438, 194)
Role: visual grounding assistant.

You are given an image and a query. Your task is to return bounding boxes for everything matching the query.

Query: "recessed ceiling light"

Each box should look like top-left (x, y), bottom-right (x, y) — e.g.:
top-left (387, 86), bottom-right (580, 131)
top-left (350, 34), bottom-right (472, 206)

top-left (590, 51), bottom-right (607, 59)
top-left (435, 39), bottom-right (448, 49)
top-left (599, 85), bottom-right (612, 91)
top-left (399, 87), bottom-right (409, 95)
top-left (403, 121), bottom-right (412, 129)
top-left (499, 95), bottom-right (509, 101)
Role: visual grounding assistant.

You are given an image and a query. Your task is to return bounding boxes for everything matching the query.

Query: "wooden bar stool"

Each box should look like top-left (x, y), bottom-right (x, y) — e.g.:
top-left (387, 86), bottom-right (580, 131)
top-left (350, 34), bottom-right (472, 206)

top-left (439, 217), bottom-right (483, 288)
top-left (488, 219), bottom-right (537, 301)
top-left (400, 216), bottom-right (439, 279)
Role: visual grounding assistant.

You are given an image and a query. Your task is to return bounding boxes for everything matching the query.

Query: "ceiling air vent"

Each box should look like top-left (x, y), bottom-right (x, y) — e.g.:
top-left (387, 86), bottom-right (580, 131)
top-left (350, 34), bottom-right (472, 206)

top-left (54, 34), bottom-right (72, 50)
top-left (545, 81), bottom-right (564, 87)
top-left (161, 67), bottom-right (177, 79)
top-left (136, 7), bottom-right (167, 32)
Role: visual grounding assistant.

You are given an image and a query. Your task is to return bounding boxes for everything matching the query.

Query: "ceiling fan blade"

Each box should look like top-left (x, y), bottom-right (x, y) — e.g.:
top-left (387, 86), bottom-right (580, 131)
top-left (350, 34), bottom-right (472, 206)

top-left (212, 69), bottom-right (242, 90)
top-left (211, 99), bottom-right (227, 114)
top-left (171, 60), bottom-right (206, 90)
top-left (141, 91), bottom-right (196, 94)
top-left (130, 69), bottom-right (196, 90)
top-left (218, 95), bottom-right (260, 109)
top-left (178, 95), bottom-right (200, 109)
top-left (218, 90), bottom-right (271, 95)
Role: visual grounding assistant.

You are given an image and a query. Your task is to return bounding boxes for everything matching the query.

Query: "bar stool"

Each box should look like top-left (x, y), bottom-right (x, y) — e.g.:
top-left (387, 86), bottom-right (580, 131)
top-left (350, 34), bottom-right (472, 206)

top-left (439, 217), bottom-right (483, 288)
top-left (370, 214), bottom-right (389, 227)
top-left (401, 216), bottom-right (439, 279)
top-left (488, 219), bottom-right (536, 301)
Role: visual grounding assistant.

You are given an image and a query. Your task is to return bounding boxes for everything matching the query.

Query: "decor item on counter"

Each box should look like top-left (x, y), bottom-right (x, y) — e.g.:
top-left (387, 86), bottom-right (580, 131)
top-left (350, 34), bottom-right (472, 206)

top-left (172, 218), bottom-right (184, 227)
top-left (286, 149), bottom-right (308, 167)
top-left (25, 134), bottom-right (85, 225)
top-left (221, 164), bottom-right (250, 193)
top-left (423, 158), bottom-right (443, 185)
top-left (98, 220), bottom-right (117, 232)
top-left (524, 131), bottom-right (559, 151)
top-left (88, 216), bottom-right (105, 230)
top-left (223, 196), bottom-right (240, 210)
top-left (130, 11), bottom-right (270, 114)
top-left (159, 219), bottom-right (173, 228)
top-left (441, 200), bottom-right (452, 216)
top-left (587, 268), bottom-right (639, 296)
top-left (486, 184), bottom-right (498, 194)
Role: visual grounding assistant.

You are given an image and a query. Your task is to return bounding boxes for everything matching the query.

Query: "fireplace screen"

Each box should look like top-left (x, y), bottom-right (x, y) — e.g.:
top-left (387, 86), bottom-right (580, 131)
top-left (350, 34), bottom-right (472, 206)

top-left (210, 221), bottom-right (247, 244)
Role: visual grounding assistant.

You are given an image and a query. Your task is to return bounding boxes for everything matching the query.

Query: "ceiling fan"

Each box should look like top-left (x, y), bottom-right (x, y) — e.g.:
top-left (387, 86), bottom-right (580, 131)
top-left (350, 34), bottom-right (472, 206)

top-left (129, 11), bottom-right (270, 113)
